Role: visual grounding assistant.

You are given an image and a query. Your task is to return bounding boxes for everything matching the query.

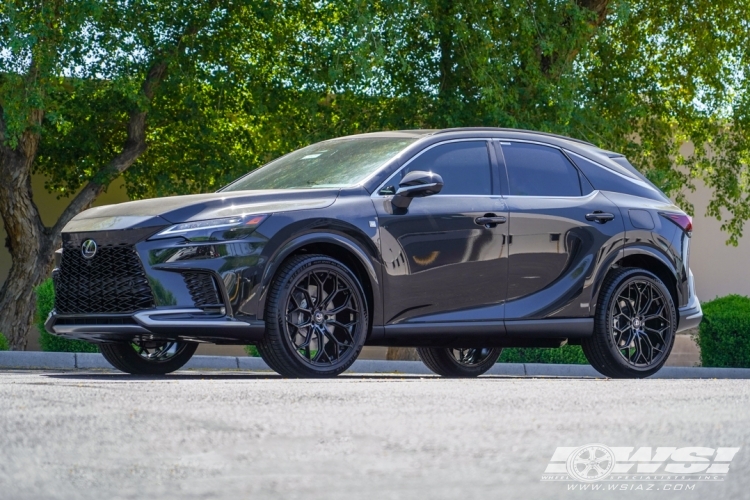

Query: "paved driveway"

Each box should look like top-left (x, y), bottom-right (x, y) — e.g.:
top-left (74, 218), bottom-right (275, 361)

top-left (1, 371), bottom-right (749, 499)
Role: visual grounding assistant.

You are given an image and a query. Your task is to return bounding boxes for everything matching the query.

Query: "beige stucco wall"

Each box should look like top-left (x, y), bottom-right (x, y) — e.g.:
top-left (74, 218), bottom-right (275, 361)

top-left (684, 180), bottom-right (750, 300)
top-left (0, 176), bottom-right (130, 288)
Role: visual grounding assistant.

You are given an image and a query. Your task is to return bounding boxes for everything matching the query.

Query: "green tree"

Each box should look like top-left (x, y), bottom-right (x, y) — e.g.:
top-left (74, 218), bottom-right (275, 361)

top-left (0, 0), bottom-right (318, 348)
top-left (129, 0), bottom-right (750, 238)
top-left (2, 0), bottom-right (750, 351)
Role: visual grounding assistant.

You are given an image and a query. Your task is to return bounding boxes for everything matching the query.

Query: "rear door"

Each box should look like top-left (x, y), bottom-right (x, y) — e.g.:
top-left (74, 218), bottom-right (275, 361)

top-left (373, 139), bottom-right (509, 326)
top-left (496, 140), bottom-right (625, 320)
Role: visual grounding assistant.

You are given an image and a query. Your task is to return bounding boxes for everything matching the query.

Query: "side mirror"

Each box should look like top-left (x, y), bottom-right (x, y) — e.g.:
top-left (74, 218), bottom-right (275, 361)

top-left (392, 171), bottom-right (444, 209)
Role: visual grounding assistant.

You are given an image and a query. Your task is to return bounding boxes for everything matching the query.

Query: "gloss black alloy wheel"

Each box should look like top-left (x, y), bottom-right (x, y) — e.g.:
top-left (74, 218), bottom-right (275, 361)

top-left (100, 340), bottom-right (198, 375)
top-left (582, 267), bottom-right (676, 378)
top-left (417, 346), bottom-right (502, 377)
top-left (258, 254), bottom-right (368, 377)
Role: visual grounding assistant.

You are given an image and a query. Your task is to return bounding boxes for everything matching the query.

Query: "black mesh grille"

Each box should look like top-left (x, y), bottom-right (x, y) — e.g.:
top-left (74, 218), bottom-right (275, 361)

top-left (54, 243), bottom-right (155, 314)
top-left (182, 272), bottom-right (222, 307)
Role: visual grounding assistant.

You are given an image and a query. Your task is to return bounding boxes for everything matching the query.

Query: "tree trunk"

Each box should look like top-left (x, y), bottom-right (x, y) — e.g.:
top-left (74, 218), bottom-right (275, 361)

top-left (0, 247), bottom-right (55, 350)
top-left (0, 127), bottom-right (55, 350)
top-left (0, 24), bottom-right (195, 350)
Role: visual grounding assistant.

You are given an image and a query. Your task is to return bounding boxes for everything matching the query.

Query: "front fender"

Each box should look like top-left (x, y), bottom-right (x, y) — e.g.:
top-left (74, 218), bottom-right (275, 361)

top-left (256, 230), bottom-right (382, 323)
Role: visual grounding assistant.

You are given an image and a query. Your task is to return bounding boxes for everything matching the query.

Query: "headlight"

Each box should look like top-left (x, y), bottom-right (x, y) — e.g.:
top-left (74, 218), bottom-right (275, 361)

top-left (150, 214), bottom-right (268, 241)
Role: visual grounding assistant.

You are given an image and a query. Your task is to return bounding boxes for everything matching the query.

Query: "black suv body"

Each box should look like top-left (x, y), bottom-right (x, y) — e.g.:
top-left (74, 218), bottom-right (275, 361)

top-left (46, 128), bottom-right (702, 378)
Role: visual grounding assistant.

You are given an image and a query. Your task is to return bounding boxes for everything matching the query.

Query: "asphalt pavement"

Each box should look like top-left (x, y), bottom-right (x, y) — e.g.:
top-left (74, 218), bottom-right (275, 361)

top-left (1, 370), bottom-right (749, 500)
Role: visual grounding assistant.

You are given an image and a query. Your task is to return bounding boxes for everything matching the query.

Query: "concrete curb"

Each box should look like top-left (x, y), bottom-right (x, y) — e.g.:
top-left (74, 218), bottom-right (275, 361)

top-left (1, 351), bottom-right (749, 378)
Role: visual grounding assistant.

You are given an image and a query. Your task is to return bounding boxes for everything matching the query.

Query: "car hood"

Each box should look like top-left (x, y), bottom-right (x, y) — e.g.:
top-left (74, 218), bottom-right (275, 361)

top-left (62, 189), bottom-right (339, 232)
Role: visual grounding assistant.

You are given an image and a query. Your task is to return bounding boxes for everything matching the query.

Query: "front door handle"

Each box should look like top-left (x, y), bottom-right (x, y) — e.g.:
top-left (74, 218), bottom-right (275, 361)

top-left (475, 214), bottom-right (507, 228)
top-left (585, 211), bottom-right (615, 224)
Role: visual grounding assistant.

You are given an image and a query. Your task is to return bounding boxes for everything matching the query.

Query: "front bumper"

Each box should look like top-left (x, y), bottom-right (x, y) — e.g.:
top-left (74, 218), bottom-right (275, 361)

top-left (45, 308), bottom-right (265, 344)
top-left (677, 270), bottom-right (702, 332)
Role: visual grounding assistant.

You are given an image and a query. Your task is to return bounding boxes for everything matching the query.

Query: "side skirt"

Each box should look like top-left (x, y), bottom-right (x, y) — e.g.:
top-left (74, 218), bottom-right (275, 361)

top-left (369, 318), bottom-right (593, 348)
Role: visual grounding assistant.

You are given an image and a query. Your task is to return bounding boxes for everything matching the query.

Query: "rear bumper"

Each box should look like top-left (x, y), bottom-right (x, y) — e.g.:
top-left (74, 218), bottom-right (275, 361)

top-left (45, 308), bottom-right (265, 344)
top-left (677, 270), bottom-right (702, 332)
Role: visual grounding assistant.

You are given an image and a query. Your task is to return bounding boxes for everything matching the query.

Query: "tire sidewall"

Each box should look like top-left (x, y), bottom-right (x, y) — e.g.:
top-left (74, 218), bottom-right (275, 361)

top-left (270, 256), bottom-right (368, 375)
top-left (598, 269), bottom-right (677, 376)
top-left (418, 347), bottom-right (502, 377)
top-left (443, 348), bottom-right (501, 376)
top-left (101, 341), bottom-right (197, 375)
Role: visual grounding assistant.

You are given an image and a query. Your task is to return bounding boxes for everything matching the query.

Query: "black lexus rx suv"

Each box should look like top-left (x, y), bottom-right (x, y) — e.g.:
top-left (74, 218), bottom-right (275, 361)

top-left (46, 128), bottom-right (702, 378)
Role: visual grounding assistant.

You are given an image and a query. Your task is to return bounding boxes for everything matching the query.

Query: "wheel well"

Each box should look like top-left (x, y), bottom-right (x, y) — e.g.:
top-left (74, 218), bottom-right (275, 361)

top-left (286, 242), bottom-right (375, 327)
top-left (611, 254), bottom-right (679, 308)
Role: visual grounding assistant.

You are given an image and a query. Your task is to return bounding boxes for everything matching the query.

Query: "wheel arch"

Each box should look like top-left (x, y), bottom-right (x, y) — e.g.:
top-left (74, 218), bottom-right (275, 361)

top-left (595, 246), bottom-right (680, 315)
top-left (257, 232), bottom-right (380, 327)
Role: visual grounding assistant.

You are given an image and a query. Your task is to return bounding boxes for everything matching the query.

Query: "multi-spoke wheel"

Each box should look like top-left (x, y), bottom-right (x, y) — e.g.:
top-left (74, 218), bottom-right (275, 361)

top-left (583, 267), bottom-right (676, 378)
top-left (417, 346), bottom-right (502, 377)
top-left (100, 340), bottom-right (198, 375)
top-left (257, 254), bottom-right (368, 377)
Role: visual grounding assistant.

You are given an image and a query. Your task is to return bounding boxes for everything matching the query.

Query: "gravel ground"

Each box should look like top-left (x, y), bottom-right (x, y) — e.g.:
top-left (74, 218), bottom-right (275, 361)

top-left (1, 370), bottom-right (749, 500)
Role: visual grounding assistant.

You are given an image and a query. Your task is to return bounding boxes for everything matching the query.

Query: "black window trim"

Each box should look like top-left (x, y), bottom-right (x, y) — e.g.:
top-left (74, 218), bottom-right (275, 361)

top-left (371, 138), bottom-right (501, 198)
top-left (565, 150), bottom-right (660, 193)
top-left (494, 139), bottom-right (595, 199)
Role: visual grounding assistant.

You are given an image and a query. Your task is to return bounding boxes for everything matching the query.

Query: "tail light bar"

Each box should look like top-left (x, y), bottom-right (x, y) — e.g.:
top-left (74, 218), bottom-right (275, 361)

top-left (661, 213), bottom-right (693, 235)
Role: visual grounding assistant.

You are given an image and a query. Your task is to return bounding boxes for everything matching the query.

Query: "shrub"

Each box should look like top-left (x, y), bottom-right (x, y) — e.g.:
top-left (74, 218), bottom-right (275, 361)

top-left (498, 345), bottom-right (588, 364)
top-left (0, 332), bottom-right (8, 351)
top-left (35, 278), bottom-right (98, 353)
top-left (244, 345), bottom-right (261, 357)
top-left (696, 294), bottom-right (750, 368)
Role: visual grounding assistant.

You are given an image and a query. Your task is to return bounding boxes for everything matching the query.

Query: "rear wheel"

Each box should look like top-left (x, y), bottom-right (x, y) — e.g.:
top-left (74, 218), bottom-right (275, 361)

top-left (417, 347), bottom-right (502, 377)
top-left (582, 267), bottom-right (676, 378)
top-left (257, 254), bottom-right (368, 378)
top-left (100, 340), bottom-right (197, 375)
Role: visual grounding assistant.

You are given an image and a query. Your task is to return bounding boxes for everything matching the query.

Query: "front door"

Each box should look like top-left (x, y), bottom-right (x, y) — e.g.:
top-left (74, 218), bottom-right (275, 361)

top-left (372, 140), bottom-right (509, 326)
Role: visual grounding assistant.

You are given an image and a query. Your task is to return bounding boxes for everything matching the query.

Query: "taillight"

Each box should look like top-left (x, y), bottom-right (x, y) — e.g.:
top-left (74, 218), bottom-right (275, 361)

top-left (661, 213), bottom-right (693, 234)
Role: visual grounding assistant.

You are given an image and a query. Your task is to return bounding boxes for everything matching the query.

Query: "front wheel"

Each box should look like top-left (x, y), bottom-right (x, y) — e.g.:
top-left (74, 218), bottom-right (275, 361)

top-left (582, 267), bottom-right (676, 378)
top-left (100, 340), bottom-right (198, 375)
top-left (257, 254), bottom-right (369, 378)
top-left (417, 347), bottom-right (502, 377)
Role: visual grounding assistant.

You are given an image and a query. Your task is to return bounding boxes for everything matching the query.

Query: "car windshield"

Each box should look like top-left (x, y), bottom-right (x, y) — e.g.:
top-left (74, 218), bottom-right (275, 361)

top-left (222, 137), bottom-right (416, 191)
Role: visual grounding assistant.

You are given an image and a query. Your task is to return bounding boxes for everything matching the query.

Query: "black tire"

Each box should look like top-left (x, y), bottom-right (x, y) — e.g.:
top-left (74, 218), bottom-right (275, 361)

top-left (257, 254), bottom-right (368, 378)
top-left (582, 267), bottom-right (676, 378)
top-left (100, 340), bottom-right (198, 375)
top-left (417, 347), bottom-right (502, 377)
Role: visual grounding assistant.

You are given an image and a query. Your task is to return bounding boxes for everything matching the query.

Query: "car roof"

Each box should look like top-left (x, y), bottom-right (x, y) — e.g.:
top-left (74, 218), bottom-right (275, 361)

top-left (336, 127), bottom-right (623, 156)
top-left (335, 127), bottom-right (640, 179)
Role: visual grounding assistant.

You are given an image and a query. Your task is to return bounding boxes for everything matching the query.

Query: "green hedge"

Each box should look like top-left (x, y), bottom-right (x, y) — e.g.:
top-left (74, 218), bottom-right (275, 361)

top-left (498, 345), bottom-right (588, 364)
top-left (35, 278), bottom-right (98, 353)
top-left (696, 294), bottom-right (750, 368)
top-left (244, 345), bottom-right (260, 357)
top-left (0, 332), bottom-right (8, 351)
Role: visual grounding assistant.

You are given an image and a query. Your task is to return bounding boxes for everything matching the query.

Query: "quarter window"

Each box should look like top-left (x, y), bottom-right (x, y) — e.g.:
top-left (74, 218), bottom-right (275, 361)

top-left (501, 143), bottom-right (582, 197)
top-left (386, 141), bottom-right (492, 196)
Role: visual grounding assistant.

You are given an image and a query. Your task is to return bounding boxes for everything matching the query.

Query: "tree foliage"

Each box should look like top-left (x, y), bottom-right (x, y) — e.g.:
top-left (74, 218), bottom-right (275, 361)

top-left (1, 0), bottom-right (750, 348)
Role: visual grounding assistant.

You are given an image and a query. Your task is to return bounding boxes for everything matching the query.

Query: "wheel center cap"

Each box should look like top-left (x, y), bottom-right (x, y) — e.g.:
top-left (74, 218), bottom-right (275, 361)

top-left (632, 317), bottom-right (642, 329)
top-left (314, 311), bottom-right (325, 324)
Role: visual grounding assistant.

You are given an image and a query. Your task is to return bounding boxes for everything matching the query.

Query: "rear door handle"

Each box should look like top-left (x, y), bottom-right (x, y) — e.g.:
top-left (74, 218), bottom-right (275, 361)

top-left (585, 211), bottom-right (615, 223)
top-left (475, 214), bottom-right (507, 228)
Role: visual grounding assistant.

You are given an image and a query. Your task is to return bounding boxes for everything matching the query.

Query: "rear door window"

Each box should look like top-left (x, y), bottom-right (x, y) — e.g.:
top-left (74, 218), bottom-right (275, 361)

top-left (500, 142), bottom-right (582, 197)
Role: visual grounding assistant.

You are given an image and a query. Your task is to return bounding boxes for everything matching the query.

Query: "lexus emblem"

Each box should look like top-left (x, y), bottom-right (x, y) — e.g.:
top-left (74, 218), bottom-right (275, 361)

top-left (81, 239), bottom-right (98, 259)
